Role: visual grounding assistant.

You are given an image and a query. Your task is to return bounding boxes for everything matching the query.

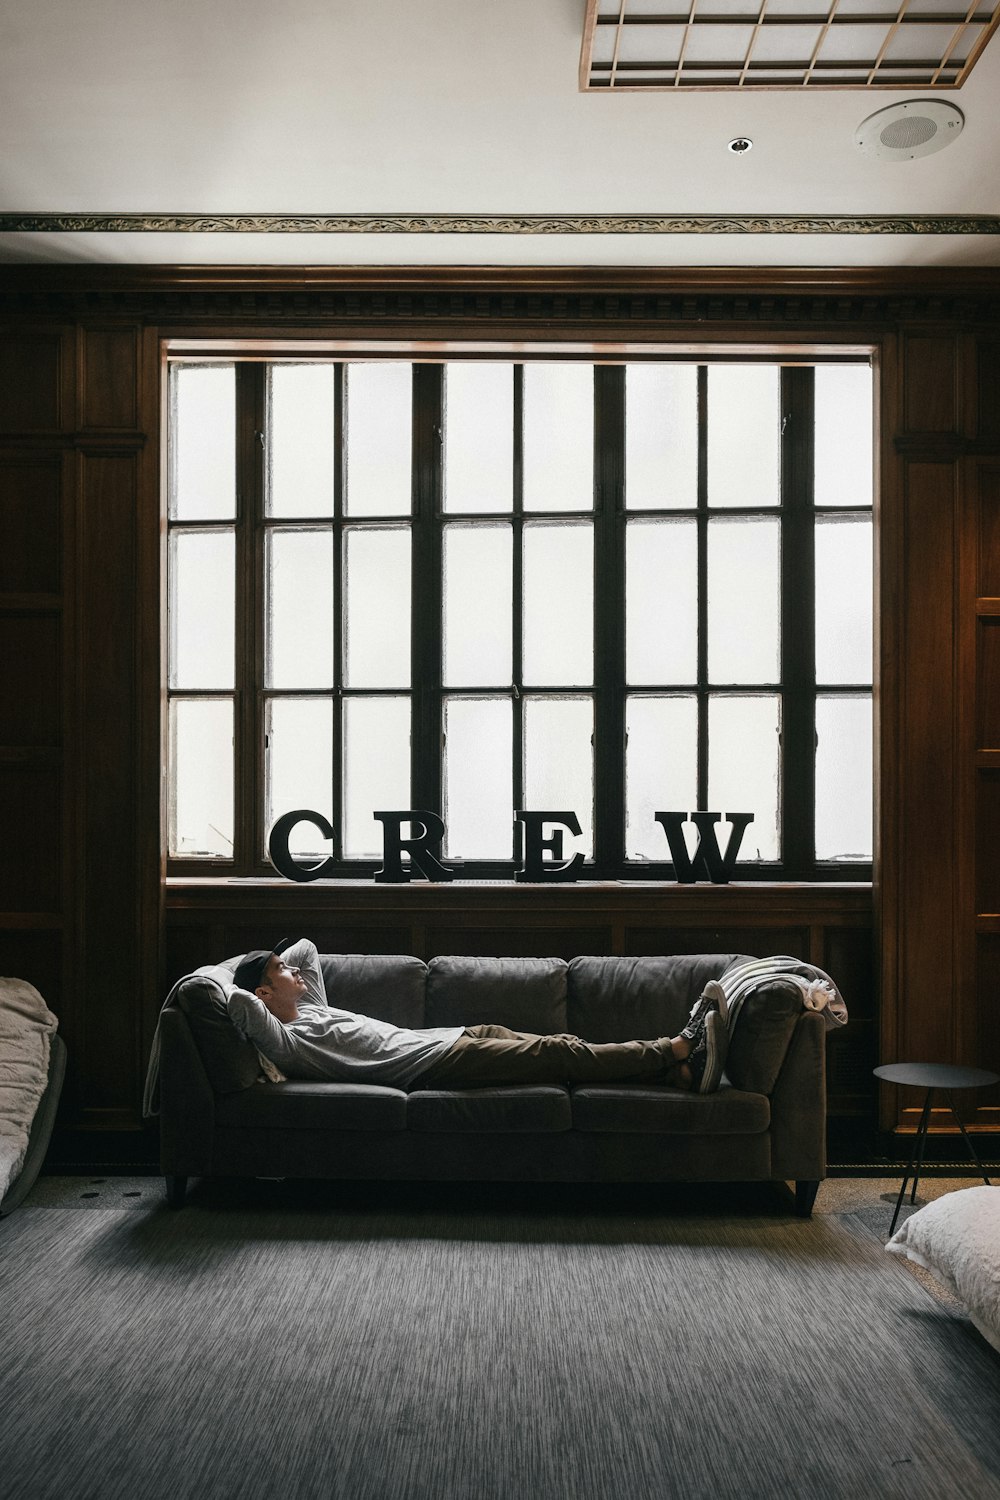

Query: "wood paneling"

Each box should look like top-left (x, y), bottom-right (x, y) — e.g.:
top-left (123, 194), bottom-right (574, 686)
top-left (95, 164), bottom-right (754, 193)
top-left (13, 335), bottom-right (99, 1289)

top-left (77, 452), bottom-right (140, 1114)
top-left (0, 615), bottom-right (61, 745)
top-left (977, 465), bottom-right (1000, 596)
top-left (0, 767), bottom-right (61, 910)
top-left (79, 325), bottom-right (139, 431)
top-left (0, 331), bottom-right (66, 432)
top-left (978, 342), bottom-right (1000, 439)
top-left (897, 461), bottom-right (957, 1066)
top-left (977, 619), bottom-right (1000, 747)
top-left (903, 334), bottom-right (957, 433)
top-left (0, 456), bottom-right (63, 594)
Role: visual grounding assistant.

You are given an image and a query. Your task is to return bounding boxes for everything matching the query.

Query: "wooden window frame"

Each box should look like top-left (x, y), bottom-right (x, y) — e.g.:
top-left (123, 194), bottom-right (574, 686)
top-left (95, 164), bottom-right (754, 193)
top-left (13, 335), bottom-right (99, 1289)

top-left (166, 350), bottom-right (874, 882)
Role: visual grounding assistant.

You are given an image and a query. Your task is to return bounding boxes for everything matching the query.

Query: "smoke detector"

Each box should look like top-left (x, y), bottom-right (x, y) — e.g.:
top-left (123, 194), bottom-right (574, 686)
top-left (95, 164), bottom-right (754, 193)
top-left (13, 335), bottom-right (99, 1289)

top-left (855, 100), bottom-right (964, 161)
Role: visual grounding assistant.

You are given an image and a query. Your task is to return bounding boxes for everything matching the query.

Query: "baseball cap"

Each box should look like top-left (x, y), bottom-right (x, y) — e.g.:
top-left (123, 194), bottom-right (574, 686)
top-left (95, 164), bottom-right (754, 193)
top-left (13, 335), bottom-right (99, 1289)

top-left (233, 939), bottom-right (293, 995)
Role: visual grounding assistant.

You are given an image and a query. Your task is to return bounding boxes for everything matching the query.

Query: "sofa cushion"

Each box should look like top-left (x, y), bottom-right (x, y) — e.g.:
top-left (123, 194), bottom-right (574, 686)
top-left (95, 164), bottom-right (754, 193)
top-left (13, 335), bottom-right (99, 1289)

top-left (567, 955), bottom-right (747, 1042)
top-left (425, 956), bottom-right (568, 1033)
top-left (571, 1082), bottom-right (769, 1135)
top-left (176, 966), bottom-right (260, 1095)
top-left (216, 1081), bottom-right (408, 1131)
top-left (407, 1085), bottom-right (571, 1134)
top-left (319, 953), bottom-right (428, 1027)
top-left (725, 977), bottom-right (804, 1095)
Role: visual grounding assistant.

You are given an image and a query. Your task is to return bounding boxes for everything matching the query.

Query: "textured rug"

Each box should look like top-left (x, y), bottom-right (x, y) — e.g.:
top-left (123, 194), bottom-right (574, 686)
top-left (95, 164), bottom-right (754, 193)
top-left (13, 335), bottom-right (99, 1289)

top-left (1, 1177), bottom-right (999, 1500)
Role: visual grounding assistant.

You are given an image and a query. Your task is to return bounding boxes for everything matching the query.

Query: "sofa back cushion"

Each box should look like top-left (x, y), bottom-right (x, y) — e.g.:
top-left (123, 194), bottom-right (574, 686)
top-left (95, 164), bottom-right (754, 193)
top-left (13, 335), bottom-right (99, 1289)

top-left (724, 978), bottom-right (805, 1095)
top-left (176, 965), bottom-right (260, 1095)
top-left (567, 954), bottom-right (747, 1042)
top-left (319, 954), bottom-right (428, 1028)
top-left (425, 956), bottom-right (568, 1032)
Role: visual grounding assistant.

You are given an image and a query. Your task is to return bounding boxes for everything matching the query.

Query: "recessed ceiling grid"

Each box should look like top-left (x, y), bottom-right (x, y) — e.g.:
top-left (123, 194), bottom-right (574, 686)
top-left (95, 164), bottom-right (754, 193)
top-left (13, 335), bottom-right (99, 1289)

top-left (579, 0), bottom-right (1000, 88)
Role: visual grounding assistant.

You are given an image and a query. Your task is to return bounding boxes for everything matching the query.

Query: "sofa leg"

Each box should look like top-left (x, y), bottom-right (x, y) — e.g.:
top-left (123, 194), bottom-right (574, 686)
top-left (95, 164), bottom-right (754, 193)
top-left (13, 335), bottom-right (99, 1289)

top-left (795, 1180), bottom-right (820, 1218)
top-left (165, 1174), bottom-right (188, 1209)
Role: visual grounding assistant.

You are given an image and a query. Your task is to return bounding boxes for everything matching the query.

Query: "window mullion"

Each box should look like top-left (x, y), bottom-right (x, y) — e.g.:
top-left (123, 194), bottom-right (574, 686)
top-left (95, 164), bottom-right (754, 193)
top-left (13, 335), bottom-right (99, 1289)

top-left (332, 363), bottom-right (344, 862)
top-left (513, 365), bottom-right (524, 857)
top-left (696, 365), bottom-right (709, 813)
top-left (411, 363), bottom-right (443, 819)
top-left (780, 365), bottom-right (816, 877)
top-left (235, 362), bottom-right (265, 874)
top-left (594, 364), bottom-right (625, 876)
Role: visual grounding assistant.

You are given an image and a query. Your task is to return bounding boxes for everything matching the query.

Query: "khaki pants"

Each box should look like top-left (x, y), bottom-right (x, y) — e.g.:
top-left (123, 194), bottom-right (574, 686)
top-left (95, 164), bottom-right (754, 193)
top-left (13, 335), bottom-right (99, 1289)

top-left (416, 1023), bottom-right (676, 1089)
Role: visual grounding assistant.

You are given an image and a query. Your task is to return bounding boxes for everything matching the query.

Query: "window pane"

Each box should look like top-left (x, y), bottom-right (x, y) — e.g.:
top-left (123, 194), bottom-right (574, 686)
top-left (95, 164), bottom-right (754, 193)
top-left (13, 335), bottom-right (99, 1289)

top-left (523, 696), bottom-right (594, 859)
top-left (625, 364), bottom-right (698, 510)
top-left (815, 365), bottom-right (873, 508)
top-left (523, 364), bottom-right (593, 513)
top-left (523, 523), bottom-right (593, 686)
top-left (443, 523), bottom-right (512, 687)
top-left (708, 518), bottom-right (780, 684)
top-left (169, 698), bottom-right (233, 858)
top-left (626, 519), bottom-right (698, 684)
top-left (345, 363), bottom-right (412, 516)
top-left (626, 696), bottom-right (698, 860)
top-left (343, 696), bottom-right (411, 859)
top-left (267, 364), bottom-right (334, 518)
top-left (444, 363), bottom-right (513, 514)
top-left (816, 695), bottom-right (873, 861)
top-left (169, 365), bottom-right (235, 521)
top-left (343, 527), bottom-right (411, 688)
top-left (266, 529), bottom-right (334, 689)
top-left (707, 365), bottom-right (780, 509)
top-left (815, 517), bottom-right (873, 686)
top-left (266, 698), bottom-right (333, 859)
top-left (443, 696), bottom-right (513, 859)
top-left (168, 530), bottom-right (234, 689)
top-left (708, 695), bottom-right (781, 861)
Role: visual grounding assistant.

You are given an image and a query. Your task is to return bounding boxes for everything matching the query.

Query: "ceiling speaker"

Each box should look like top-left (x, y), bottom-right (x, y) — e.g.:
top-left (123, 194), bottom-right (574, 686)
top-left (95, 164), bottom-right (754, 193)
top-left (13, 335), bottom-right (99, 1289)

top-left (855, 100), bottom-right (964, 161)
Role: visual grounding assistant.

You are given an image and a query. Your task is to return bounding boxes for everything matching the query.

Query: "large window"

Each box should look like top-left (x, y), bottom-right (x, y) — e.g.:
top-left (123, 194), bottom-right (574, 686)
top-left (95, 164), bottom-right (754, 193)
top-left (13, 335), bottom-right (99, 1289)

top-left (166, 354), bottom-right (874, 879)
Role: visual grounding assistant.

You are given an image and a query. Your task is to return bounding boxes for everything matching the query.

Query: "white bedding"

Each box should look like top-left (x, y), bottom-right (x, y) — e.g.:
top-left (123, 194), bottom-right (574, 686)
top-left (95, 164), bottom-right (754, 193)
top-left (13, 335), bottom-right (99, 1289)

top-left (0, 978), bottom-right (59, 1203)
top-left (887, 1184), bottom-right (1000, 1352)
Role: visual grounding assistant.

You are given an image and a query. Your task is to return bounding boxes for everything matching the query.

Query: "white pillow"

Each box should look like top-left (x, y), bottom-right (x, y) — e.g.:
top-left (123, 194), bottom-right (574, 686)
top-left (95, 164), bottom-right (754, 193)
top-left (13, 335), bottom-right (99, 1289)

top-left (886, 1185), bottom-right (1000, 1352)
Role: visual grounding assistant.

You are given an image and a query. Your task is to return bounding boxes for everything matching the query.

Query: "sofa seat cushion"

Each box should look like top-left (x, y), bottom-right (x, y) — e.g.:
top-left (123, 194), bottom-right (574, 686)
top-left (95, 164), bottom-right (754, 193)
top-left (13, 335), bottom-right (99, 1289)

top-left (216, 1081), bottom-right (408, 1132)
top-left (570, 1082), bottom-right (769, 1135)
top-left (407, 1086), bottom-right (571, 1134)
top-left (426, 956), bottom-right (568, 1033)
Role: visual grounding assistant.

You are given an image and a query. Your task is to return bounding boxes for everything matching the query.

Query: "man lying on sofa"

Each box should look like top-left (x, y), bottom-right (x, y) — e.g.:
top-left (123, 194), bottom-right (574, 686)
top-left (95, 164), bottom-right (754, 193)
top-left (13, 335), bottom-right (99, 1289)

top-left (227, 938), bottom-right (730, 1095)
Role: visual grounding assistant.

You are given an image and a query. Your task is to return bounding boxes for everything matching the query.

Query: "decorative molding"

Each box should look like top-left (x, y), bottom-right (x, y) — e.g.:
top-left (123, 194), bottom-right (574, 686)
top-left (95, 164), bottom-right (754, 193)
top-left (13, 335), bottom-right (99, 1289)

top-left (2, 211), bottom-right (1000, 236)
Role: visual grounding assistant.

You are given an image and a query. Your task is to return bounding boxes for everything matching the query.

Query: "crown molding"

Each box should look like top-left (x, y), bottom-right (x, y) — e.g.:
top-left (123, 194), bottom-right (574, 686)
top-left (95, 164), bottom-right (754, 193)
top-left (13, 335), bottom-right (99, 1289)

top-left (1, 212), bottom-right (1000, 236)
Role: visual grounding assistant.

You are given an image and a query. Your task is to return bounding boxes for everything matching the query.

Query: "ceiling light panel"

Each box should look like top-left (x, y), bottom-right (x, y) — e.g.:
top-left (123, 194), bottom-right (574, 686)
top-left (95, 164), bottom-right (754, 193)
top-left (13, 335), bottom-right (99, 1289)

top-left (580, 0), bottom-right (1000, 88)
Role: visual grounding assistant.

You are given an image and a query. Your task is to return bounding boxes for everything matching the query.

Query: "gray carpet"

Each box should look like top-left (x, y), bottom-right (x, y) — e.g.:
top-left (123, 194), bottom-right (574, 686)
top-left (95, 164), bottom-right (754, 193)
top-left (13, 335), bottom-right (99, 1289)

top-left (2, 1177), bottom-right (999, 1500)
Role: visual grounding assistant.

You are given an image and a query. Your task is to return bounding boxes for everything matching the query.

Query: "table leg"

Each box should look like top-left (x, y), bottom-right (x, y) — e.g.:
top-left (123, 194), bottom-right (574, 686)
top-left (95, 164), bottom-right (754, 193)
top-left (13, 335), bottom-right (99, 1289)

top-left (889, 1087), bottom-right (934, 1238)
top-left (911, 1087), bottom-right (934, 1203)
top-left (948, 1090), bottom-right (993, 1185)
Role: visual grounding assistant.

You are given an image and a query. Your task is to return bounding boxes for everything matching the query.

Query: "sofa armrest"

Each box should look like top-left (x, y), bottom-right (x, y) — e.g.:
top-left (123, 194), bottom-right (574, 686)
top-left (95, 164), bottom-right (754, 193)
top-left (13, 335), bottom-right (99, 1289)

top-left (159, 1007), bottom-right (216, 1176)
top-left (767, 1008), bottom-right (827, 1182)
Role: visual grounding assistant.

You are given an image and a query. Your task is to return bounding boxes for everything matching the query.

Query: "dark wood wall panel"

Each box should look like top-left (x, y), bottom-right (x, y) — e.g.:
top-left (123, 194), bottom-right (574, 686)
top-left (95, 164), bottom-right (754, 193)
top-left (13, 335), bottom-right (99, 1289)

top-left (0, 330), bottom-right (67, 432)
top-left (0, 456), bottom-right (63, 594)
top-left (977, 619), bottom-right (1000, 746)
top-left (978, 342), bottom-right (1000, 438)
top-left (0, 615), bottom-right (61, 745)
top-left (897, 461), bottom-right (957, 1066)
top-left (975, 936), bottom-right (1000, 1130)
top-left (903, 335), bottom-right (957, 433)
top-left (977, 465), bottom-right (1000, 596)
top-left (76, 453), bottom-right (141, 1117)
top-left (79, 326), bottom-right (139, 431)
top-left (0, 768), bottom-right (61, 910)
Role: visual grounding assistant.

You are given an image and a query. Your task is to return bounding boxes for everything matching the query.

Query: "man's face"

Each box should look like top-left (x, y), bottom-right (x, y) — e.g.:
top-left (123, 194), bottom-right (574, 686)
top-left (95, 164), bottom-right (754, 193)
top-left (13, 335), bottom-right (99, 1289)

top-left (256, 954), bottom-right (306, 1022)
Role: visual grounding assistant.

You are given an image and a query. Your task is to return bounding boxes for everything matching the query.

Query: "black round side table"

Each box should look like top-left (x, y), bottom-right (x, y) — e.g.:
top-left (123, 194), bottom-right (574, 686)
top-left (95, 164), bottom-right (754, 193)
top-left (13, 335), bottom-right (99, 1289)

top-left (874, 1062), bottom-right (999, 1236)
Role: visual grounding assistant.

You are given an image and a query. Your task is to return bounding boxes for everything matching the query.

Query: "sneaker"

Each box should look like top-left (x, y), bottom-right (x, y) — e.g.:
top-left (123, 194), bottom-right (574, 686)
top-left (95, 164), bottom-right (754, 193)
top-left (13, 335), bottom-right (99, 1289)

top-left (680, 979), bottom-right (728, 1041)
top-left (685, 1010), bottom-right (728, 1094)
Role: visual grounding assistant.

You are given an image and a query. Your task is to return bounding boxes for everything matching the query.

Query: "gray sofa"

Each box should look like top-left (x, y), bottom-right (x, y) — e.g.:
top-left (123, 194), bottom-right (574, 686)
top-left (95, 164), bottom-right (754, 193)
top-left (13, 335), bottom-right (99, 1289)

top-left (157, 951), bottom-right (827, 1214)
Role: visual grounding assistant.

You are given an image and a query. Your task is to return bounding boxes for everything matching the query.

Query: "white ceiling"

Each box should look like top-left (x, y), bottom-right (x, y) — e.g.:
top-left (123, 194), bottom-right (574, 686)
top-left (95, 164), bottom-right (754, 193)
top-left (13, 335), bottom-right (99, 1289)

top-left (2, 0), bottom-right (999, 267)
